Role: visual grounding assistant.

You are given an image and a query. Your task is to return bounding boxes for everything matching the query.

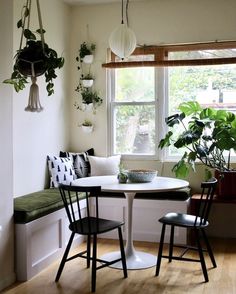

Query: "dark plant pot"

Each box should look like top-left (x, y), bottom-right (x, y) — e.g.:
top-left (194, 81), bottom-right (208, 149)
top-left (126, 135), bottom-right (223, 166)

top-left (16, 44), bottom-right (47, 77)
top-left (215, 169), bottom-right (236, 199)
top-left (117, 173), bottom-right (128, 183)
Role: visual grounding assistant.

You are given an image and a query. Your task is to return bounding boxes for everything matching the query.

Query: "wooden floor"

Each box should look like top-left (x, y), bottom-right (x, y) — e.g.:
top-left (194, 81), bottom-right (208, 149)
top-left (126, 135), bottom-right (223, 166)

top-left (1, 238), bottom-right (236, 294)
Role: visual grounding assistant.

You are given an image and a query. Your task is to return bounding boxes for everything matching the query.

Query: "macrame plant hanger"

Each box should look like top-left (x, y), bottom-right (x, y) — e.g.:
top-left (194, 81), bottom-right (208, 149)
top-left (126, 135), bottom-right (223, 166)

top-left (19, 0), bottom-right (45, 112)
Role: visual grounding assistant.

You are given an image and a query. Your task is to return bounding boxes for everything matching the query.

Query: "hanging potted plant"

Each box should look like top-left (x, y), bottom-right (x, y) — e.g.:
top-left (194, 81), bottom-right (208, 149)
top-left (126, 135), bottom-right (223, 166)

top-left (81, 73), bottom-right (94, 88)
top-left (3, 0), bottom-right (64, 112)
top-left (77, 42), bottom-right (96, 64)
top-left (75, 84), bottom-right (103, 113)
top-left (80, 119), bottom-right (94, 133)
top-left (159, 101), bottom-right (236, 199)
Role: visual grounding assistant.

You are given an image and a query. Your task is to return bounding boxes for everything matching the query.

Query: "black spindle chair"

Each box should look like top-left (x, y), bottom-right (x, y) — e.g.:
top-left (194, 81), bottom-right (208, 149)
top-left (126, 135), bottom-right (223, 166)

top-left (155, 178), bottom-right (217, 282)
top-left (55, 184), bottom-right (127, 292)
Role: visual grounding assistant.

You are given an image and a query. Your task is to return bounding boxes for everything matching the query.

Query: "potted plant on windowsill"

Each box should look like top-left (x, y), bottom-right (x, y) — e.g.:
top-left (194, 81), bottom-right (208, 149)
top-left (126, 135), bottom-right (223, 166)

top-left (159, 100), bottom-right (236, 198)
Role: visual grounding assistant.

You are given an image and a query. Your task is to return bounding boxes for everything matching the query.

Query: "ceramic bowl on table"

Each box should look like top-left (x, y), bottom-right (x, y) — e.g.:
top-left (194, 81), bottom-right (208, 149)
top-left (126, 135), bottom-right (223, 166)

top-left (127, 169), bottom-right (158, 183)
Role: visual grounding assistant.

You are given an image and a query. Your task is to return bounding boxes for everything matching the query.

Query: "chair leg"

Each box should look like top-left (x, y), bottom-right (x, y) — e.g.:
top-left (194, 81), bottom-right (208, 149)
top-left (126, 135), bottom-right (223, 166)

top-left (91, 234), bottom-right (97, 293)
top-left (118, 226), bottom-right (128, 278)
top-left (87, 235), bottom-right (91, 268)
top-left (155, 223), bottom-right (166, 276)
top-left (169, 225), bottom-right (174, 263)
top-left (195, 228), bottom-right (208, 282)
top-left (201, 229), bottom-right (217, 268)
top-left (55, 232), bottom-right (75, 282)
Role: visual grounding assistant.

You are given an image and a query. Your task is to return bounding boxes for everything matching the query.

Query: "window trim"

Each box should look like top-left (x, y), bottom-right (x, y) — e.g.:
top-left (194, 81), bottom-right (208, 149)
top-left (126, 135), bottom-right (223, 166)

top-left (103, 41), bottom-right (236, 68)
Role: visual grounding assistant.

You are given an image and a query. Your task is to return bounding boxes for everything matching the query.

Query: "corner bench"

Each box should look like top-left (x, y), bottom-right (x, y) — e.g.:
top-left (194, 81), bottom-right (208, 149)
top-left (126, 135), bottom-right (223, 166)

top-left (14, 188), bottom-right (87, 281)
top-left (14, 187), bottom-right (190, 281)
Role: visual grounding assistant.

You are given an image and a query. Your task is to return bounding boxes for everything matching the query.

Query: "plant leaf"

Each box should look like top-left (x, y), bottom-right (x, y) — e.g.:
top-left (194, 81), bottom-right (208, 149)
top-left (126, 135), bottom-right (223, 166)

top-left (24, 29), bottom-right (36, 40)
top-left (172, 155), bottom-right (189, 178)
top-left (36, 29), bottom-right (46, 34)
top-left (165, 113), bottom-right (185, 127)
top-left (158, 131), bottom-right (173, 149)
top-left (179, 101), bottom-right (202, 115)
top-left (24, 7), bottom-right (29, 17)
top-left (17, 19), bottom-right (22, 28)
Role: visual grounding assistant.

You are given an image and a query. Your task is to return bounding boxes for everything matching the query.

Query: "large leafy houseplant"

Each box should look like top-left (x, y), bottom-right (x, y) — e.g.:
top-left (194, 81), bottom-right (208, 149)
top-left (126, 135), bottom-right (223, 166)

top-left (159, 101), bottom-right (236, 196)
top-left (4, 39), bottom-right (64, 96)
top-left (3, 1), bottom-right (64, 112)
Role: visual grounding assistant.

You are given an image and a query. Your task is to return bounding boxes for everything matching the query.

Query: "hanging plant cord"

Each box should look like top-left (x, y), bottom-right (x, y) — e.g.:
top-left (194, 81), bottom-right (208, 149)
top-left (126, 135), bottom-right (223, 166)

top-left (20, 0), bottom-right (45, 112)
top-left (3, 0), bottom-right (64, 112)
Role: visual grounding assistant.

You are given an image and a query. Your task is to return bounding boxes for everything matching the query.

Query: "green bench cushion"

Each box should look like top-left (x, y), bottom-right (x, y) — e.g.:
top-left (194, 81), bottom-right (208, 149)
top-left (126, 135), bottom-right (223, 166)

top-left (14, 188), bottom-right (85, 224)
top-left (14, 187), bottom-right (191, 224)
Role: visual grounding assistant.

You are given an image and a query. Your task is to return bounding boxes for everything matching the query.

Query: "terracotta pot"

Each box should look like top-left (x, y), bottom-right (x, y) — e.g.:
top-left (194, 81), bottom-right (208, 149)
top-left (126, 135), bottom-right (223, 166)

top-left (215, 169), bottom-right (236, 199)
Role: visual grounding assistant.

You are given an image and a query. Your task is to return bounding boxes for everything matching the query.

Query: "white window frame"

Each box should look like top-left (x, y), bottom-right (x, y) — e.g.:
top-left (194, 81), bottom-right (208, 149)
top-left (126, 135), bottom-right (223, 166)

top-left (106, 41), bottom-right (236, 161)
top-left (107, 67), bottom-right (169, 161)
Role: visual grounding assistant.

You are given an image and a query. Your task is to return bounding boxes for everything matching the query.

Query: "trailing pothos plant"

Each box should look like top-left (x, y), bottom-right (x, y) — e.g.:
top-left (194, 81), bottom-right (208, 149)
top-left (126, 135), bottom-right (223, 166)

top-left (3, 1), bottom-right (64, 96)
top-left (159, 101), bottom-right (236, 178)
top-left (74, 83), bottom-right (103, 112)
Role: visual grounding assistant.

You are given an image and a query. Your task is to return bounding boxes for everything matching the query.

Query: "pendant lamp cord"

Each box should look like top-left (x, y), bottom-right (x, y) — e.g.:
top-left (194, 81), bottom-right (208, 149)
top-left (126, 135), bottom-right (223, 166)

top-left (121, 0), bottom-right (130, 26)
top-left (121, 0), bottom-right (124, 24)
top-left (126, 0), bottom-right (129, 27)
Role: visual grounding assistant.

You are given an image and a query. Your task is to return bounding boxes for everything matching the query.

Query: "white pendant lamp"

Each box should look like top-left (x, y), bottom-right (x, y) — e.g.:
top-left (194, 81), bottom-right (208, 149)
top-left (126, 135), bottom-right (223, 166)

top-left (109, 0), bottom-right (136, 59)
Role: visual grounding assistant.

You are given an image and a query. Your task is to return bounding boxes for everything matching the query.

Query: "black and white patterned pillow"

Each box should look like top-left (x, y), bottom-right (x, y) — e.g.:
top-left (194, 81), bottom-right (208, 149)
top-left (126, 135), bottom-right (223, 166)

top-left (47, 156), bottom-right (76, 188)
top-left (59, 148), bottom-right (94, 178)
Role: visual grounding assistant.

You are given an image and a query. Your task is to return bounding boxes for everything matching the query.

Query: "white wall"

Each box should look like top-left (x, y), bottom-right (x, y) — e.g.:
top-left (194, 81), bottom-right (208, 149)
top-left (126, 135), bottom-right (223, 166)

top-left (13, 0), bottom-right (71, 196)
top-left (0, 0), bottom-right (15, 290)
top-left (69, 0), bottom-right (236, 161)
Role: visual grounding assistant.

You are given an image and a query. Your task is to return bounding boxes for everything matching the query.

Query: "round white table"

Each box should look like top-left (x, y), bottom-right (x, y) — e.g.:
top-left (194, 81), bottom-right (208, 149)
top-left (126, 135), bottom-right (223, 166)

top-left (73, 175), bottom-right (189, 270)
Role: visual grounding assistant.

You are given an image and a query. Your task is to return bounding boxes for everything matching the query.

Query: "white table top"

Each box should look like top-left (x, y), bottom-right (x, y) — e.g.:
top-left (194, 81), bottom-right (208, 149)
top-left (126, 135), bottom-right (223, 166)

top-left (73, 175), bottom-right (189, 193)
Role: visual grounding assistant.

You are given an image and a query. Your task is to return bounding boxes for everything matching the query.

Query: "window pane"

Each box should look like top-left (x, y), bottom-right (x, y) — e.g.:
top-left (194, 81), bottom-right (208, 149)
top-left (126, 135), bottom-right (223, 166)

top-left (115, 54), bottom-right (155, 62)
top-left (114, 105), bottom-right (155, 155)
top-left (115, 67), bottom-right (155, 102)
top-left (169, 49), bottom-right (236, 60)
top-left (168, 63), bottom-right (236, 156)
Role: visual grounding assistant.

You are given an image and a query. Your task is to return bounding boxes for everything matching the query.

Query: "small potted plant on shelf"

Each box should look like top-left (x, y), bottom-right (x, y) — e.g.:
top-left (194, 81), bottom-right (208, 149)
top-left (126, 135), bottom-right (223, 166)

top-left (76, 42), bottom-right (96, 65)
top-left (80, 119), bottom-right (94, 133)
top-left (81, 73), bottom-right (94, 88)
top-left (159, 100), bottom-right (236, 198)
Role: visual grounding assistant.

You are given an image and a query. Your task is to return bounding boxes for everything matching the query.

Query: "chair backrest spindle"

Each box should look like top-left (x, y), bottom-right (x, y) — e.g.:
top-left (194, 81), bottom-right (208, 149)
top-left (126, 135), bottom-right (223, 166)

top-left (194, 178), bottom-right (217, 227)
top-left (59, 184), bottom-right (102, 234)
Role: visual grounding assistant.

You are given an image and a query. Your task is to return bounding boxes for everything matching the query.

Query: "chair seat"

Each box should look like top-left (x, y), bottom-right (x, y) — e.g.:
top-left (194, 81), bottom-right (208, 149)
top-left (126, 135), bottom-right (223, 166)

top-left (69, 217), bottom-right (124, 235)
top-left (159, 212), bottom-right (209, 228)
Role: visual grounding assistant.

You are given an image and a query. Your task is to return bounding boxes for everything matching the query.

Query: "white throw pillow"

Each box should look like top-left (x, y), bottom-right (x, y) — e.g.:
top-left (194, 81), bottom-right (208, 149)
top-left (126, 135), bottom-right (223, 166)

top-left (47, 156), bottom-right (76, 188)
top-left (88, 155), bottom-right (121, 176)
